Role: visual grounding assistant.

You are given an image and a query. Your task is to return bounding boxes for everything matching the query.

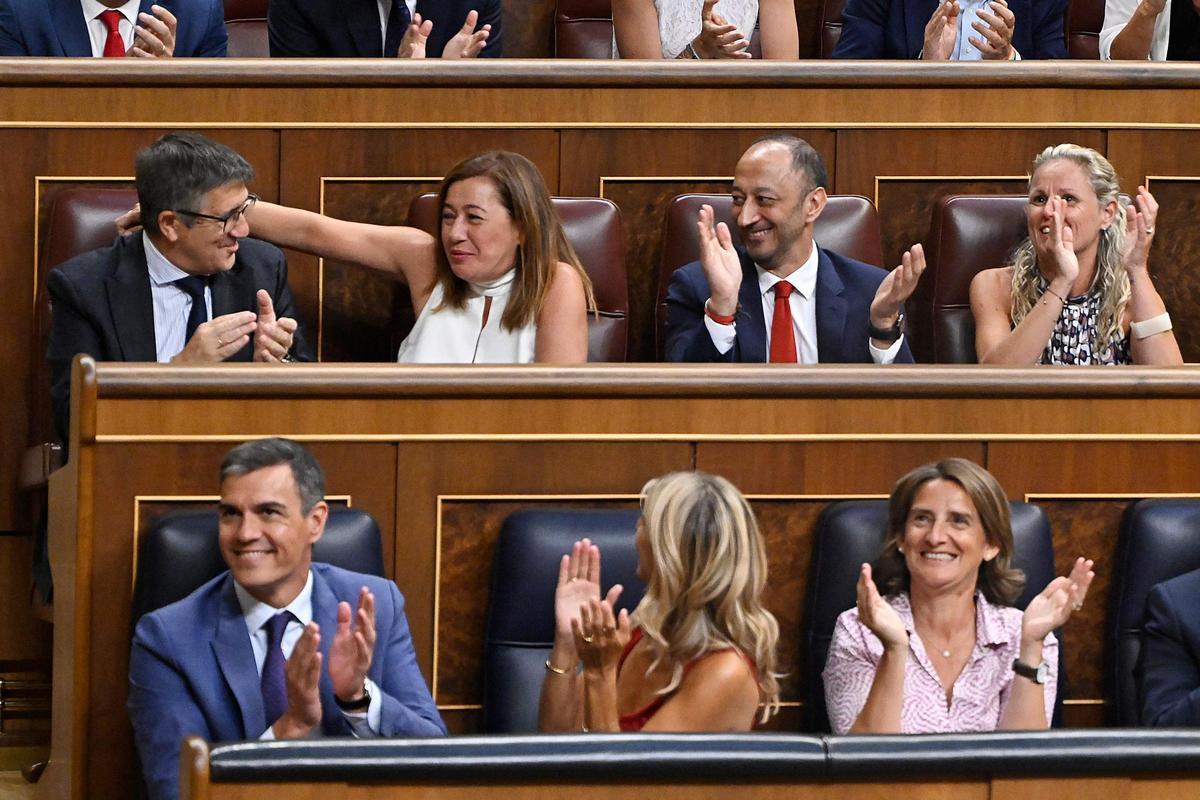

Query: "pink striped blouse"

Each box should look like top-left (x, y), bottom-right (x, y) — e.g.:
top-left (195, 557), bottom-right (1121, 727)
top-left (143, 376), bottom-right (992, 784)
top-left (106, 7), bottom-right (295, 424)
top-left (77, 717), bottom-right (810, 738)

top-left (823, 592), bottom-right (1057, 734)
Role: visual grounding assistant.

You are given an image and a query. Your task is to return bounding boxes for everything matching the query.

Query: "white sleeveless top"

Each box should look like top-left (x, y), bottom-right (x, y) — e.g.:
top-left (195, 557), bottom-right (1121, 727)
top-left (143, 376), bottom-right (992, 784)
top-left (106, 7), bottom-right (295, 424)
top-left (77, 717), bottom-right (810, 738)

top-left (615, 0), bottom-right (760, 58)
top-left (396, 270), bottom-right (537, 364)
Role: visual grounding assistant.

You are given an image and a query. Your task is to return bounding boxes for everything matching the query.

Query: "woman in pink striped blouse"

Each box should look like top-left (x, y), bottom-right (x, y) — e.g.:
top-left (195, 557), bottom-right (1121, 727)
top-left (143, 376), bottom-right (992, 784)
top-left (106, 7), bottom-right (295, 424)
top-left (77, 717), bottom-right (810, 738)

top-left (823, 458), bottom-right (1094, 734)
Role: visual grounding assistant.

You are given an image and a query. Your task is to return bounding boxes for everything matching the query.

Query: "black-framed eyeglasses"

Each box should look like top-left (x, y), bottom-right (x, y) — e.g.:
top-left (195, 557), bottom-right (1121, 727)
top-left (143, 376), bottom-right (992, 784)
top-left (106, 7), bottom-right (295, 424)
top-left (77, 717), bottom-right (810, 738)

top-left (176, 193), bottom-right (258, 234)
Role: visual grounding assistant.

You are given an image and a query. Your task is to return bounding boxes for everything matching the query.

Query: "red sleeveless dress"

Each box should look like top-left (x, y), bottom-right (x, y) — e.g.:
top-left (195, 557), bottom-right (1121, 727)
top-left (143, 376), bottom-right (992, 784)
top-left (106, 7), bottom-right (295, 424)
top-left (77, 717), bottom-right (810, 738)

top-left (615, 627), bottom-right (757, 732)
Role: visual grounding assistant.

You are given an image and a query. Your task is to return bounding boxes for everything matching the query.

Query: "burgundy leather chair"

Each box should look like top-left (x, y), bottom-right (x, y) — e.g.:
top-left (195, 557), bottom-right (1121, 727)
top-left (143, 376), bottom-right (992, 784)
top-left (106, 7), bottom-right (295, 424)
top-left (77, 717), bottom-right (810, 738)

top-left (27, 187), bottom-right (138, 478)
top-left (224, 0), bottom-right (269, 58)
top-left (1067, 0), bottom-right (1103, 59)
top-left (555, 0), bottom-right (616, 58)
top-left (916, 195), bottom-right (1028, 364)
top-left (819, 0), bottom-right (848, 57)
top-left (654, 193), bottom-right (883, 359)
top-left (406, 194), bottom-right (629, 361)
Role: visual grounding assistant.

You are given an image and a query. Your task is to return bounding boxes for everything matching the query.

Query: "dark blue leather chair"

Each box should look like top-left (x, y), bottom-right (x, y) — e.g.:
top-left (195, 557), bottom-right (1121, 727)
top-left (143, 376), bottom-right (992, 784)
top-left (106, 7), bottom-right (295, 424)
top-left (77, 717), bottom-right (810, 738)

top-left (1108, 499), bottom-right (1200, 726)
top-left (803, 500), bottom-right (1060, 732)
top-left (131, 507), bottom-right (385, 623)
top-left (484, 509), bottom-right (645, 732)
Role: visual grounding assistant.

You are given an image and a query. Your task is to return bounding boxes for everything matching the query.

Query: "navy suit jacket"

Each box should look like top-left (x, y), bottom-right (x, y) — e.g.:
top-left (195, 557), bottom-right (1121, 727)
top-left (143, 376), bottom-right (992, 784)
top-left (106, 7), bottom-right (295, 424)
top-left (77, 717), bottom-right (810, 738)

top-left (268, 0), bottom-right (502, 58)
top-left (832, 0), bottom-right (1067, 59)
top-left (0, 0), bottom-right (226, 56)
top-left (46, 234), bottom-right (312, 443)
top-left (128, 563), bottom-right (447, 800)
top-left (664, 246), bottom-right (914, 364)
top-left (1138, 568), bottom-right (1200, 727)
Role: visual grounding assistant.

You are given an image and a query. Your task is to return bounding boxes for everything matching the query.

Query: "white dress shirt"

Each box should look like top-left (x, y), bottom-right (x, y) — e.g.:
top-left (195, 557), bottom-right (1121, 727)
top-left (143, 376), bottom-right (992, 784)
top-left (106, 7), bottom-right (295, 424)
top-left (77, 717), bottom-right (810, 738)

top-left (80, 0), bottom-right (138, 57)
top-left (703, 243), bottom-right (904, 364)
top-left (377, 0), bottom-right (420, 55)
top-left (233, 570), bottom-right (383, 739)
top-left (143, 233), bottom-right (213, 363)
top-left (1100, 0), bottom-right (1172, 59)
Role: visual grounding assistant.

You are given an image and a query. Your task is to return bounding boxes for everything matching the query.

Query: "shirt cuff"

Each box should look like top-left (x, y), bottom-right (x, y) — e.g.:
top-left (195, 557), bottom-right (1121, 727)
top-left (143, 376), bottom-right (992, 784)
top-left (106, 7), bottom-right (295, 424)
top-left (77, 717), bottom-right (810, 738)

top-left (869, 334), bottom-right (905, 364)
top-left (703, 314), bottom-right (737, 355)
top-left (342, 677), bottom-right (382, 737)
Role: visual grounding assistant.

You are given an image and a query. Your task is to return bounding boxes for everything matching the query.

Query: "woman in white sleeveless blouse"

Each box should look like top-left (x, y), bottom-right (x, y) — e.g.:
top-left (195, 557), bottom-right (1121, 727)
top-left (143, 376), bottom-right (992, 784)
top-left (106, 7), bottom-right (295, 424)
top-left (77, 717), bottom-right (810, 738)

top-left (243, 151), bottom-right (594, 364)
top-left (613, 0), bottom-right (798, 59)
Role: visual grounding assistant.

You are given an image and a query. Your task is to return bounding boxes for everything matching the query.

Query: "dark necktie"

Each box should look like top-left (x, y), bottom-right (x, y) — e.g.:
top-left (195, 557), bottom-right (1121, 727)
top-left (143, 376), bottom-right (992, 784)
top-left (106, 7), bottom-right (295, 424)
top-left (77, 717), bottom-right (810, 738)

top-left (98, 10), bottom-right (124, 58)
top-left (384, 0), bottom-right (413, 57)
top-left (173, 276), bottom-right (210, 343)
top-left (261, 611), bottom-right (295, 728)
top-left (769, 281), bottom-right (797, 363)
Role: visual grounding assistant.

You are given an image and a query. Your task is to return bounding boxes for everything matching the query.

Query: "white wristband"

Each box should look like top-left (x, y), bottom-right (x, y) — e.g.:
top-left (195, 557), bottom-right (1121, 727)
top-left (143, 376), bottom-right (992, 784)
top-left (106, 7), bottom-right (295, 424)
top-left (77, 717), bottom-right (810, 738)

top-left (1130, 312), bottom-right (1172, 340)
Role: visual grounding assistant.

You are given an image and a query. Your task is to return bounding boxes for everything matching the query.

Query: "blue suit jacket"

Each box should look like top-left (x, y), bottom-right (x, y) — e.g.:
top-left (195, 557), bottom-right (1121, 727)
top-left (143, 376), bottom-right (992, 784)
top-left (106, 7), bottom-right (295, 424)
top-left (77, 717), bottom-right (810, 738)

top-left (0, 0), bottom-right (226, 57)
top-left (664, 246), bottom-right (915, 364)
top-left (1138, 568), bottom-right (1200, 727)
top-left (268, 0), bottom-right (503, 58)
top-left (128, 563), bottom-right (446, 800)
top-left (832, 0), bottom-right (1067, 59)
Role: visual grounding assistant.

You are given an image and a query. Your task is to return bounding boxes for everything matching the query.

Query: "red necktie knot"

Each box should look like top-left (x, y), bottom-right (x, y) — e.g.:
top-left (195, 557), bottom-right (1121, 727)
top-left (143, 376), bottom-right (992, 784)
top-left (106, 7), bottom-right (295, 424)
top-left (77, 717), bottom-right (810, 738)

top-left (772, 281), bottom-right (793, 300)
top-left (99, 10), bottom-right (125, 58)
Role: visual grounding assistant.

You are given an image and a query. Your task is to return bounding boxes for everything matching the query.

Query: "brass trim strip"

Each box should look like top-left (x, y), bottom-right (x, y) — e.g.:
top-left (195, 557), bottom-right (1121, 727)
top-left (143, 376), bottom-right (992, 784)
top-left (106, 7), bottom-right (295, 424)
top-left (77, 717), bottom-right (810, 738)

top-left (95, 433), bottom-right (1200, 443)
top-left (872, 175), bottom-right (1029, 210)
top-left (11, 122), bottom-right (1200, 131)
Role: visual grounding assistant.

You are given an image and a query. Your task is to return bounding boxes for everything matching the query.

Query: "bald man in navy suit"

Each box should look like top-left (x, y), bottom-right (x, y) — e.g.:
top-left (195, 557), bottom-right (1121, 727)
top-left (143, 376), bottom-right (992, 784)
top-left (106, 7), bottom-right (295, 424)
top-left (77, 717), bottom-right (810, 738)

top-left (0, 0), bottom-right (226, 57)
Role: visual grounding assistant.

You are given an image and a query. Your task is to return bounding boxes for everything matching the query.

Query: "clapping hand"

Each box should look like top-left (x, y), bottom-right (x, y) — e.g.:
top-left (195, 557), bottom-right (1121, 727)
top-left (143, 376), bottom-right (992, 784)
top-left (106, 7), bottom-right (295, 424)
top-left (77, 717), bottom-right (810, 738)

top-left (328, 587), bottom-right (377, 706)
top-left (695, 0), bottom-right (751, 58)
top-left (129, 5), bottom-right (176, 58)
top-left (1121, 185), bottom-right (1159, 273)
top-left (442, 10), bottom-right (491, 58)
top-left (922, 0), bottom-right (960, 60)
top-left (1033, 196), bottom-right (1080, 289)
top-left (856, 563), bottom-right (908, 651)
top-left (253, 290), bottom-right (298, 363)
top-left (398, 14), bottom-right (434, 58)
top-left (970, 0), bottom-right (1015, 59)
top-left (697, 203), bottom-right (742, 317)
top-left (554, 539), bottom-right (604, 649)
top-left (170, 311), bottom-right (257, 363)
top-left (273, 623), bottom-right (323, 739)
top-left (1021, 557), bottom-right (1095, 645)
top-left (869, 243), bottom-right (926, 337)
top-left (573, 591), bottom-right (631, 673)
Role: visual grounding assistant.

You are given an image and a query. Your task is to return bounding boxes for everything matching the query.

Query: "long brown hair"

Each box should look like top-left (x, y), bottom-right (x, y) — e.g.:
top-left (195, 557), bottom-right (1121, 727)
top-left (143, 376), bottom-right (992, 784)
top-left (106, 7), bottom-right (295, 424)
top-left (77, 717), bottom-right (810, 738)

top-left (875, 458), bottom-right (1026, 606)
top-left (432, 151), bottom-right (595, 331)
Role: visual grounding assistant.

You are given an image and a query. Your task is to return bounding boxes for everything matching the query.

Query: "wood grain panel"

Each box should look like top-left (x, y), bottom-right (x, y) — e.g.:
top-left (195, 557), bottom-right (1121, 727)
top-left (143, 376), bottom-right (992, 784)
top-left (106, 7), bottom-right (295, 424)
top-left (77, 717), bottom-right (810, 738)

top-left (502, 0), bottom-right (555, 57)
top-left (1139, 178), bottom-right (1200, 363)
top-left (988, 442), bottom-right (1200, 496)
top-left (0, 536), bottom-right (51, 662)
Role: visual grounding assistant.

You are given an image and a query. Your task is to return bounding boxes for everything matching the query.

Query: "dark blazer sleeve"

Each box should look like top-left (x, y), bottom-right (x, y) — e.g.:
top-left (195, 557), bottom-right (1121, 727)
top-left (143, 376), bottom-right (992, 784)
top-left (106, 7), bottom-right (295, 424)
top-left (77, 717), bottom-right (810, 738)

top-left (832, 0), bottom-right (891, 58)
top-left (664, 262), bottom-right (736, 363)
top-left (477, 0), bottom-right (502, 57)
top-left (1027, 0), bottom-right (1068, 58)
top-left (1139, 581), bottom-right (1200, 727)
top-left (128, 613), bottom-right (213, 800)
top-left (0, 0), bottom-right (29, 55)
top-left (267, 0), bottom-right (324, 57)
top-left (373, 580), bottom-right (447, 736)
top-left (46, 264), bottom-right (105, 443)
top-left (187, 0), bottom-right (229, 57)
top-left (264, 247), bottom-right (314, 362)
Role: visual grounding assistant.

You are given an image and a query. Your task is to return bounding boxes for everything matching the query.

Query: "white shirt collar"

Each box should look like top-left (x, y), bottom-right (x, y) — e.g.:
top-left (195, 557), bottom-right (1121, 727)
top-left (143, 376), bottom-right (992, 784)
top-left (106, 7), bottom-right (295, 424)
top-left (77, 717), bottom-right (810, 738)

top-left (234, 570), bottom-right (315, 635)
top-left (79, 0), bottom-right (140, 25)
top-left (142, 232), bottom-right (193, 287)
top-left (755, 242), bottom-right (819, 300)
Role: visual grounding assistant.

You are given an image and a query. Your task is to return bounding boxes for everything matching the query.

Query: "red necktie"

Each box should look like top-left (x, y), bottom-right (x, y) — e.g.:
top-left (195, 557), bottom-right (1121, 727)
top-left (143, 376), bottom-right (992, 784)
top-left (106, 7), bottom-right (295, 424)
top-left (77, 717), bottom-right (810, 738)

top-left (99, 10), bottom-right (125, 58)
top-left (769, 281), bottom-right (797, 363)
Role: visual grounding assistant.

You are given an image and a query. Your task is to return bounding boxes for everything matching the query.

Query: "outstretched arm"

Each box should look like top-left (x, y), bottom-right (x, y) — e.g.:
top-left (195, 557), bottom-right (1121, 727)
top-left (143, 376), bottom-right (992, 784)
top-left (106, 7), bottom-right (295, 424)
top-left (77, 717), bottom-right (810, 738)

top-left (757, 0), bottom-right (799, 58)
top-left (247, 201), bottom-right (439, 299)
top-left (612, 0), bottom-right (664, 57)
top-left (533, 262), bottom-right (589, 363)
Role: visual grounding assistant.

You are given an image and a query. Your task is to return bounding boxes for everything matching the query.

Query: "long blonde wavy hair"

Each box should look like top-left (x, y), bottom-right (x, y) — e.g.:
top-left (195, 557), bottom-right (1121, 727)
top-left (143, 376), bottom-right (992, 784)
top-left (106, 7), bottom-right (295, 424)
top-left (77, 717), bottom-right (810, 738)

top-left (1009, 143), bottom-right (1130, 353)
top-left (633, 471), bottom-right (780, 723)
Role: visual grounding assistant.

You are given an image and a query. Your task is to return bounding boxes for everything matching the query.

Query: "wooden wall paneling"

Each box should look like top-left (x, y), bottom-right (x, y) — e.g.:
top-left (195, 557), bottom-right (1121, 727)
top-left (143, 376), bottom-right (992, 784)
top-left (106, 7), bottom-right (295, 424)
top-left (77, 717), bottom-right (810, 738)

top-left (0, 536), bottom-right (51, 661)
top-left (992, 777), bottom-right (1133, 800)
top-left (502, 0), bottom-right (556, 56)
top-left (393, 440), bottom-right (692, 731)
top-left (559, 130), bottom-right (836, 361)
top-left (796, 0), bottom-right (823, 58)
top-left (834, 129), bottom-right (1107, 268)
top-left (277, 130), bottom-right (560, 362)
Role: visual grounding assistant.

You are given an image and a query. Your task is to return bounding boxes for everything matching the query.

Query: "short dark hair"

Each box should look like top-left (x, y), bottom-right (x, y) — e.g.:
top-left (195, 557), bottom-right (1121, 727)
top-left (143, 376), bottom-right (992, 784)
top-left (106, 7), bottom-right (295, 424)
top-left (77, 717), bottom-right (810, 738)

top-left (749, 133), bottom-right (829, 192)
top-left (220, 438), bottom-right (325, 513)
top-left (875, 458), bottom-right (1026, 606)
top-left (136, 132), bottom-right (254, 234)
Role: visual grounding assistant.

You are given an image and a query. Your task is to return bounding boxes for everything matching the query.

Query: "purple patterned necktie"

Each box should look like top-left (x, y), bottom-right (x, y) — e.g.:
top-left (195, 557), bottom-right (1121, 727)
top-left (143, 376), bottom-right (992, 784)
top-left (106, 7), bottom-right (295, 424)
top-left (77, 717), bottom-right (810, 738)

top-left (261, 611), bottom-right (295, 728)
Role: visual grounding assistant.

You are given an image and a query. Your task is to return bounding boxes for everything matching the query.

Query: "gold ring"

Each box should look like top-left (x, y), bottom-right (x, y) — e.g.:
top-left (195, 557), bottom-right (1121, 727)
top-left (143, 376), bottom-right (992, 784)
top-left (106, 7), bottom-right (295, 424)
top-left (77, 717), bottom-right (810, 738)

top-left (1144, 228), bottom-right (1155, 235)
top-left (581, 635), bottom-right (595, 643)
top-left (217, 338), bottom-right (225, 347)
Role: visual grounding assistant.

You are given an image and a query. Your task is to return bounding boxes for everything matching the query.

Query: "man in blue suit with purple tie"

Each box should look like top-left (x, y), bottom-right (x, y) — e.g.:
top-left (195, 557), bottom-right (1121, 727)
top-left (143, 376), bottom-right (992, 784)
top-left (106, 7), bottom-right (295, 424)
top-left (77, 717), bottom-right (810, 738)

top-left (127, 439), bottom-right (445, 800)
top-left (0, 0), bottom-right (226, 57)
top-left (1138, 567), bottom-right (1200, 726)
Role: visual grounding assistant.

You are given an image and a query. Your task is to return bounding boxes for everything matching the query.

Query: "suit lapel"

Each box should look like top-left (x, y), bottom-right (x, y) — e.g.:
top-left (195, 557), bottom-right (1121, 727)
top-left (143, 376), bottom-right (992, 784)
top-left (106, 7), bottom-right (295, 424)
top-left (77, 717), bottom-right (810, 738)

top-left (814, 248), bottom-right (847, 364)
top-left (106, 237), bottom-right (158, 361)
top-left (311, 568), bottom-right (351, 735)
top-left (736, 251), bottom-right (767, 363)
top-left (210, 577), bottom-right (266, 738)
top-left (347, 0), bottom-right (386, 57)
top-left (50, 0), bottom-right (93, 57)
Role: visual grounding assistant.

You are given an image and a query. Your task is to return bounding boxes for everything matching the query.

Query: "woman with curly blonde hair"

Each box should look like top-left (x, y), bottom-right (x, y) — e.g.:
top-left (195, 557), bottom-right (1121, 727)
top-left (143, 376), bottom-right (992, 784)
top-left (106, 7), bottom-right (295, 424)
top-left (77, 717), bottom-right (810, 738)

top-left (969, 143), bottom-right (1181, 365)
top-left (538, 471), bottom-right (779, 732)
